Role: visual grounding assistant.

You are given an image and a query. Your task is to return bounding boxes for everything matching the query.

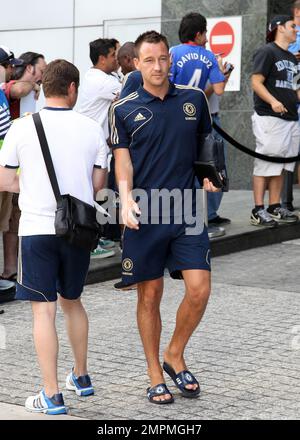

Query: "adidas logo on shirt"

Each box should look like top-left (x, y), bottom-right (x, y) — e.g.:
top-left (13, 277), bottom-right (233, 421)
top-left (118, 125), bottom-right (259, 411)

top-left (134, 112), bottom-right (146, 122)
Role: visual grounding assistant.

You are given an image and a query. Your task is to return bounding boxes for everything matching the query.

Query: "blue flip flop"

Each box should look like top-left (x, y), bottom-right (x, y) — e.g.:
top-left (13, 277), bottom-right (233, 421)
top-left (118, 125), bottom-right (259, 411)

top-left (163, 362), bottom-right (200, 398)
top-left (146, 383), bottom-right (174, 404)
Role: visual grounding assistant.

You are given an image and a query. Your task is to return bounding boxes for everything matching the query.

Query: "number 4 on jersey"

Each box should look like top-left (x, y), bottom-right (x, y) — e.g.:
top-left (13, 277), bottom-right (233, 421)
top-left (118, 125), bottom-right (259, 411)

top-left (188, 69), bottom-right (202, 88)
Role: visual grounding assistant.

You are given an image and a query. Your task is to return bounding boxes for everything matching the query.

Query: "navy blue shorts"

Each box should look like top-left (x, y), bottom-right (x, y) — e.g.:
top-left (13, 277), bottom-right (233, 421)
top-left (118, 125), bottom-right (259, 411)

top-left (16, 235), bottom-right (90, 302)
top-left (121, 223), bottom-right (210, 284)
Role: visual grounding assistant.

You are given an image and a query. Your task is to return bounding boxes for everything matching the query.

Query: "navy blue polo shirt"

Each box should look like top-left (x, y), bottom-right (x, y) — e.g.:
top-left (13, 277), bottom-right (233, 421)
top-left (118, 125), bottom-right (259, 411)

top-left (121, 70), bottom-right (143, 99)
top-left (110, 82), bottom-right (211, 216)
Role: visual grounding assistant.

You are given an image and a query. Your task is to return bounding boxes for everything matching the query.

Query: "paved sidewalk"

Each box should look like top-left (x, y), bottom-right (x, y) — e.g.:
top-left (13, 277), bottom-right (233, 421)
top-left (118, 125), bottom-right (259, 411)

top-left (0, 402), bottom-right (85, 420)
top-left (1, 239), bottom-right (300, 420)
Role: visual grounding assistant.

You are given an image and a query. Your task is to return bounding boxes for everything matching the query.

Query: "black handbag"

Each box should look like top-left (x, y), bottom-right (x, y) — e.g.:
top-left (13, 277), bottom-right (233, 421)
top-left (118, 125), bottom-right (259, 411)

top-left (32, 113), bottom-right (100, 252)
top-left (194, 132), bottom-right (229, 191)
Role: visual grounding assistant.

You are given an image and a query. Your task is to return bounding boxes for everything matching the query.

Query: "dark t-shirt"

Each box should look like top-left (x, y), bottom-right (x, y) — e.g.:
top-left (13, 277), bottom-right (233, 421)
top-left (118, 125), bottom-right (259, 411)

top-left (253, 42), bottom-right (299, 121)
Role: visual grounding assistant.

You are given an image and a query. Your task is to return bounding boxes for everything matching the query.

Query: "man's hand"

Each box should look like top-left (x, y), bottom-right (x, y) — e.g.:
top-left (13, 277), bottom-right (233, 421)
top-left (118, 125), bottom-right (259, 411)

top-left (293, 52), bottom-right (300, 62)
top-left (270, 99), bottom-right (288, 114)
top-left (121, 199), bottom-right (141, 229)
top-left (203, 178), bottom-right (221, 192)
top-left (33, 83), bottom-right (41, 100)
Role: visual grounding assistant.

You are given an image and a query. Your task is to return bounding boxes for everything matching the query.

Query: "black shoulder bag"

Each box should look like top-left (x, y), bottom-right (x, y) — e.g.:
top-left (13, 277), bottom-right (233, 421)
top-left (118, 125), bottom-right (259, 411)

top-left (194, 132), bottom-right (229, 192)
top-left (32, 113), bottom-right (100, 252)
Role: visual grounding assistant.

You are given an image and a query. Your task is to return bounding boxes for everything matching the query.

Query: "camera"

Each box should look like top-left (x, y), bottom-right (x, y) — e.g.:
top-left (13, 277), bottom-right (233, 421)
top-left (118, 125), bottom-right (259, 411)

top-left (224, 63), bottom-right (234, 74)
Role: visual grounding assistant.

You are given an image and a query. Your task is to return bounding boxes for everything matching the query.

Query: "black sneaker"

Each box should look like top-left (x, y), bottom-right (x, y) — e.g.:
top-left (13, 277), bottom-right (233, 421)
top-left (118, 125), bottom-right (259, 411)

top-left (250, 208), bottom-right (277, 228)
top-left (114, 280), bottom-right (137, 291)
top-left (268, 207), bottom-right (298, 224)
top-left (208, 225), bottom-right (226, 239)
top-left (208, 216), bottom-right (231, 225)
top-left (0, 280), bottom-right (16, 304)
top-left (282, 203), bottom-right (295, 212)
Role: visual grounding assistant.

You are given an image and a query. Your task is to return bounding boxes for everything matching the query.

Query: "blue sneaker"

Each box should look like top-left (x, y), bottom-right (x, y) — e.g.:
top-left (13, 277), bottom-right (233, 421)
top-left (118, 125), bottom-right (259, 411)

top-left (99, 239), bottom-right (115, 249)
top-left (25, 390), bottom-right (67, 415)
top-left (66, 369), bottom-right (94, 396)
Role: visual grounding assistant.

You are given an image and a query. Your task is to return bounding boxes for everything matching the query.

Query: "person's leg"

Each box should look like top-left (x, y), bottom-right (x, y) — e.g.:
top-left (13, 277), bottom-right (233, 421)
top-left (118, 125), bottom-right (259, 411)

top-left (137, 277), bottom-right (172, 402)
top-left (164, 269), bottom-right (210, 391)
top-left (31, 301), bottom-right (59, 397)
top-left (2, 197), bottom-right (20, 279)
top-left (253, 175), bottom-right (268, 206)
top-left (2, 231), bottom-right (18, 278)
top-left (207, 191), bottom-right (223, 221)
top-left (59, 297), bottom-right (89, 377)
top-left (268, 174), bottom-right (284, 205)
top-left (281, 170), bottom-right (294, 209)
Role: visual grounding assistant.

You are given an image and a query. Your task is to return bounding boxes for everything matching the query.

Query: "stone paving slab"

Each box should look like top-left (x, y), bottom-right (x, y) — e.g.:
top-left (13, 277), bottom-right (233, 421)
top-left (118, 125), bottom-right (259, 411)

top-left (1, 241), bottom-right (300, 420)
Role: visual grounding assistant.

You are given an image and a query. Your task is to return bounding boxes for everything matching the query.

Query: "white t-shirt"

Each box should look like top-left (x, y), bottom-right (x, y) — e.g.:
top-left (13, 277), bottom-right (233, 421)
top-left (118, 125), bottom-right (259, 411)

top-left (77, 68), bottom-right (121, 139)
top-left (0, 108), bottom-right (108, 236)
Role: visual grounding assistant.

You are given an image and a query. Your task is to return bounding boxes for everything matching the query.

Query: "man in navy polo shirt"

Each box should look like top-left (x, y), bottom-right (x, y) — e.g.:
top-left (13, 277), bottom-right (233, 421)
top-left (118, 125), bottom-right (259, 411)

top-left (110, 30), bottom-right (219, 404)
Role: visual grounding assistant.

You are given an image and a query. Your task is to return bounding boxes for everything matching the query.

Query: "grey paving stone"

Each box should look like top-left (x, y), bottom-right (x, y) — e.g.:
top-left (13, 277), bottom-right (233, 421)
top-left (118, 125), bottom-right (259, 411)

top-left (1, 243), bottom-right (300, 419)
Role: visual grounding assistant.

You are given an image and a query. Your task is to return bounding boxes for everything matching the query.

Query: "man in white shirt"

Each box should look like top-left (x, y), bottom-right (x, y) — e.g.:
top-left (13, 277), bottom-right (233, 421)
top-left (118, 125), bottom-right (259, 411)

top-left (78, 38), bottom-right (121, 141)
top-left (78, 38), bottom-right (122, 258)
top-left (0, 59), bottom-right (107, 415)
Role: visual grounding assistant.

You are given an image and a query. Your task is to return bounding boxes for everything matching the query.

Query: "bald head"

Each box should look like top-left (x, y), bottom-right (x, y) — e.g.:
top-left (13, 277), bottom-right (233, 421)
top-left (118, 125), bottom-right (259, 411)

top-left (117, 42), bottom-right (136, 75)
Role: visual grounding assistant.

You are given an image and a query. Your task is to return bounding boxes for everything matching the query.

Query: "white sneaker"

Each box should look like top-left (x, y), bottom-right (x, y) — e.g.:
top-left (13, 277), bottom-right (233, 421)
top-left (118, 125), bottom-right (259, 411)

top-left (25, 390), bottom-right (67, 415)
top-left (66, 369), bottom-right (94, 396)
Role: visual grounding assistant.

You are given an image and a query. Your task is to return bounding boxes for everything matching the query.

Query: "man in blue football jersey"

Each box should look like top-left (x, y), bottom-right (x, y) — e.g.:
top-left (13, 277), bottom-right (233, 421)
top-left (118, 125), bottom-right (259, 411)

top-left (170, 13), bottom-right (230, 233)
top-left (169, 12), bottom-right (225, 93)
top-left (110, 31), bottom-right (219, 404)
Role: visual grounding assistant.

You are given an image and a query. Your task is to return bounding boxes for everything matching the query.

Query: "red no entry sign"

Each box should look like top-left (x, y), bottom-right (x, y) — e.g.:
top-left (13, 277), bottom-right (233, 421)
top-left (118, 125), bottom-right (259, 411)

top-left (209, 21), bottom-right (235, 57)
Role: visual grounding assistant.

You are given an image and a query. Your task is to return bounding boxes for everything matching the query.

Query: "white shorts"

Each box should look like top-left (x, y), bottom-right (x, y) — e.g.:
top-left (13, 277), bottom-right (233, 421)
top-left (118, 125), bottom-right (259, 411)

top-left (252, 112), bottom-right (300, 176)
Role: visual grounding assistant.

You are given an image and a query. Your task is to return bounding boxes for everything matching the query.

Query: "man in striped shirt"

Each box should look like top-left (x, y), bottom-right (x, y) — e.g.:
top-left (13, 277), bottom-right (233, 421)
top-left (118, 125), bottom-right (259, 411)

top-left (0, 47), bottom-right (23, 300)
top-left (0, 88), bottom-right (10, 142)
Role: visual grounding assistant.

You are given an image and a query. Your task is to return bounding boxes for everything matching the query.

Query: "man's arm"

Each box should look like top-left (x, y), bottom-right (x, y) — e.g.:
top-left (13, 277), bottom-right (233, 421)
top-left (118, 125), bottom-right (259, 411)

top-left (204, 83), bottom-right (214, 99)
top-left (92, 167), bottom-right (107, 194)
top-left (9, 81), bottom-right (40, 100)
top-left (251, 73), bottom-right (288, 114)
top-left (211, 82), bottom-right (225, 96)
top-left (114, 148), bottom-right (140, 229)
top-left (101, 75), bottom-right (121, 101)
top-left (0, 166), bottom-right (19, 192)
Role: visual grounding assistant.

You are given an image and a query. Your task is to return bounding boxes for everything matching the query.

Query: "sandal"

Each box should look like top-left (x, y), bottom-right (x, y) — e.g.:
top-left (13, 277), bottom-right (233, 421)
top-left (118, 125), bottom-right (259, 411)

top-left (146, 383), bottom-right (174, 404)
top-left (163, 362), bottom-right (200, 398)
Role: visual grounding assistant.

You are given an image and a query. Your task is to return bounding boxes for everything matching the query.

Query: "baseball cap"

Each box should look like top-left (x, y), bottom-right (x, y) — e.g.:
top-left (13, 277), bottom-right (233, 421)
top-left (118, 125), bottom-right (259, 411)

top-left (0, 46), bottom-right (24, 66)
top-left (267, 15), bottom-right (294, 42)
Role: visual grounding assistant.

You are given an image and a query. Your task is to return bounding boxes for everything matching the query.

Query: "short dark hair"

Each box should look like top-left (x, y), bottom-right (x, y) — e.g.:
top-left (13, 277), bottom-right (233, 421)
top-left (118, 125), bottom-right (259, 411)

top-left (118, 42), bottom-right (136, 60)
top-left (13, 51), bottom-right (44, 80)
top-left (89, 38), bottom-right (115, 65)
top-left (42, 59), bottom-right (79, 97)
top-left (135, 31), bottom-right (169, 56)
top-left (110, 38), bottom-right (120, 49)
top-left (179, 12), bottom-right (207, 43)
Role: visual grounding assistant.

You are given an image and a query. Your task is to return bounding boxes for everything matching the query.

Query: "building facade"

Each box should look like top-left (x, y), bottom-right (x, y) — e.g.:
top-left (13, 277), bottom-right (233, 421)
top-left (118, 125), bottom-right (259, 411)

top-left (0, 0), bottom-right (295, 188)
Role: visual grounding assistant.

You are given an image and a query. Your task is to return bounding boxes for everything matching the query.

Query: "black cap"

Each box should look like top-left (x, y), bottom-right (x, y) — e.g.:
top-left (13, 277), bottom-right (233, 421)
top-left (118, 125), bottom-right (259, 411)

top-left (0, 46), bottom-right (24, 66)
top-left (267, 15), bottom-right (294, 42)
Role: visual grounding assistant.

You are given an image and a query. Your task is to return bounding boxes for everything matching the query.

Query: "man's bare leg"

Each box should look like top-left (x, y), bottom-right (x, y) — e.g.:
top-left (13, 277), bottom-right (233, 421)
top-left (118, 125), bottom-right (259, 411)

top-left (164, 269), bottom-right (210, 391)
top-left (59, 297), bottom-right (89, 377)
top-left (137, 277), bottom-right (172, 402)
top-left (31, 301), bottom-right (59, 397)
top-left (253, 175), bottom-right (268, 206)
top-left (2, 231), bottom-right (18, 278)
top-left (268, 174), bottom-right (284, 205)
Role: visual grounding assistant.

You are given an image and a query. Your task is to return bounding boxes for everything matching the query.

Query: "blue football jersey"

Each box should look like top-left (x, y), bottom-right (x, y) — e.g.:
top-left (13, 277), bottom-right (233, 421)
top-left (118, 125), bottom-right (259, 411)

top-left (170, 43), bottom-right (225, 89)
